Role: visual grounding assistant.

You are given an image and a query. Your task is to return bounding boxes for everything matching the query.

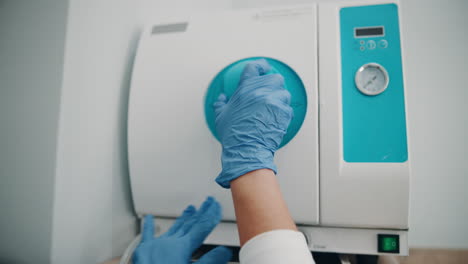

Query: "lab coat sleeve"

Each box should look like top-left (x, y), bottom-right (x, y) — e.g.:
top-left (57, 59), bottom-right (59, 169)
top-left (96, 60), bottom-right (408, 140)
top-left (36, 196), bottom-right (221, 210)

top-left (239, 230), bottom-right (315, 264)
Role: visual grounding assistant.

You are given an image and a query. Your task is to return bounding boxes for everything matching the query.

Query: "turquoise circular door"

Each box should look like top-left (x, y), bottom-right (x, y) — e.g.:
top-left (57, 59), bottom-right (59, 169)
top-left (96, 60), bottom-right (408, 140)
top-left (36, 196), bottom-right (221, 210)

top-left (204, 57), bottom-right (307, 148)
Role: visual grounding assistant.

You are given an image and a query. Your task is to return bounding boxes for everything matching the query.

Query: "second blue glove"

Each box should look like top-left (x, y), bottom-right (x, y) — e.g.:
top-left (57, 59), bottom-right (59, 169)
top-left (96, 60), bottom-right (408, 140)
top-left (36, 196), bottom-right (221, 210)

top-left (132, 197), bottom-right (232, 264)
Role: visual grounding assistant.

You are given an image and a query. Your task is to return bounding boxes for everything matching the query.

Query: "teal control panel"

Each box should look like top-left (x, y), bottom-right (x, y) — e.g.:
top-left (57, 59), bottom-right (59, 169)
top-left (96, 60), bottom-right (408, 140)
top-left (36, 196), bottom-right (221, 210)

top-left (340, 4), bottom-right (408, 162)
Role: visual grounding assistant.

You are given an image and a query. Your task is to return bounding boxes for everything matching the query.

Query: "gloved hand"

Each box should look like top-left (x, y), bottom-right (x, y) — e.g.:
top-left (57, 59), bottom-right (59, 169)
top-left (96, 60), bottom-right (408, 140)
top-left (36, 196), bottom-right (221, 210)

top-left (132, 197), bottom-right (232, 264)
top-left (214, 59), bottom-right (293, 188)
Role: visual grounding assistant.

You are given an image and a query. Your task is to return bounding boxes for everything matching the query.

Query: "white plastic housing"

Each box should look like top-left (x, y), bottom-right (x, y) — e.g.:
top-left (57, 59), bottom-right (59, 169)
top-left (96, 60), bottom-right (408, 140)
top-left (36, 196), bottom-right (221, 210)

top-left (127, 0), bottom-right (410, 256)
top-left (128, 6), bottom-right (320, 224)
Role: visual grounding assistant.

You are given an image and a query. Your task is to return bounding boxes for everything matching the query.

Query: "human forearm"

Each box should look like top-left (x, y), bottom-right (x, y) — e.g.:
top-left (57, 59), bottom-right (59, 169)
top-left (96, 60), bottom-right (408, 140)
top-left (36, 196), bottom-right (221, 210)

top-left (213, 59), bottom-right (297, 246)
top-left (231, 169), bottom-right (297, 246)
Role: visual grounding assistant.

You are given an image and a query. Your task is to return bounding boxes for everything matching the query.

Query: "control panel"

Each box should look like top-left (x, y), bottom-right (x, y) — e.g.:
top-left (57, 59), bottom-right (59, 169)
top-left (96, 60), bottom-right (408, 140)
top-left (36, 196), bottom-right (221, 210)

top-left (340, 4), bottom-right (408, 163)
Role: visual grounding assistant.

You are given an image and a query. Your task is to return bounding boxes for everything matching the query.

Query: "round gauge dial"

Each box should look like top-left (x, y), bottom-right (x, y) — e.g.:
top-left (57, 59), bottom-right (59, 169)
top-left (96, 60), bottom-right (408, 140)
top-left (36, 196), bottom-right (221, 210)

top-left (355, 63), bottom-right (389, 96)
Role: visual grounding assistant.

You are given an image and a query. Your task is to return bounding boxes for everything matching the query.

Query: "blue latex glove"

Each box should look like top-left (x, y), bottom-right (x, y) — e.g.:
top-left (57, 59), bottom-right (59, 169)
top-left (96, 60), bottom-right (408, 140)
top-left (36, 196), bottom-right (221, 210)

top-left (132, 197), bottom-right (232, 264)
top-left (214, 59), bottom-right (293, 188)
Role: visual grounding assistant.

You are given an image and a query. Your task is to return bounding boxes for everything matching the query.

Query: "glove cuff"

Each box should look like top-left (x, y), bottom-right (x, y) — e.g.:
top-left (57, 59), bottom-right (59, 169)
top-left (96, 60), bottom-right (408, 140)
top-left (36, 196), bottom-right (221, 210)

top-left (215, 148), bottom-right (277, 189)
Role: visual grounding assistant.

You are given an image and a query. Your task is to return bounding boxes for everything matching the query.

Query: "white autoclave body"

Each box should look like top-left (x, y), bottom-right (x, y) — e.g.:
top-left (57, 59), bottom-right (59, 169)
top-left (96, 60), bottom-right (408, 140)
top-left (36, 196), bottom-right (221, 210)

top-left (127, 0), bottom-right (411, 257)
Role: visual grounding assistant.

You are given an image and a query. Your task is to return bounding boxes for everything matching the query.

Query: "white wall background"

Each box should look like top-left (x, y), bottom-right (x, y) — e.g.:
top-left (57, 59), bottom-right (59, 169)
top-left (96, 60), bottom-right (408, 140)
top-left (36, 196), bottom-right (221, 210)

top-left (0, 0), bottom-right (467, 263)
top-left (400, 0), bottom-right (468, 248)
top-left (0, 1), bottom-right (68, 263)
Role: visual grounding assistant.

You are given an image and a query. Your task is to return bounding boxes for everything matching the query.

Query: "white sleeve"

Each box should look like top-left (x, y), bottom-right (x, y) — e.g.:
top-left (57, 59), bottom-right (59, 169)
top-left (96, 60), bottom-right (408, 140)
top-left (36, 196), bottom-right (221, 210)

top-left (239, 230), bottom-right (315, 264)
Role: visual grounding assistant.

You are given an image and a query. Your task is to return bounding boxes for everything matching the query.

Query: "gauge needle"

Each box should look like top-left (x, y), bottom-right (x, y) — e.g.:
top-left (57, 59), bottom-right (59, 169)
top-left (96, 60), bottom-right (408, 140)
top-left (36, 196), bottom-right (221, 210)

top-left (364, 75), bottom-right (377, 89)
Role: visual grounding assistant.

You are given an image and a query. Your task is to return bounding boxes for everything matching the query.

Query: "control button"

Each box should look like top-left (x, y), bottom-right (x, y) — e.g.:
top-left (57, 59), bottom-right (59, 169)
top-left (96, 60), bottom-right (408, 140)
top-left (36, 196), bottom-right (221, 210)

top-left (360, 40), bottom-right (365, 45)
top-left (378, 234), bottom-right (400, 254)
top-left (367, 40), bottom-right (376, 50)
top-left (379, 39), bottom-right (388, 49)
top-left (360, 46), bottom-right (365, 51)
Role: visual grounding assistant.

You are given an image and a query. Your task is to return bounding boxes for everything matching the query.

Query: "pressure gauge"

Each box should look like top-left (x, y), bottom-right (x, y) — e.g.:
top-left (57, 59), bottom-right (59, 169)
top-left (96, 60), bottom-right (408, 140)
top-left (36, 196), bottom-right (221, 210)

top-left (355, 63), bottom-right (389, 96)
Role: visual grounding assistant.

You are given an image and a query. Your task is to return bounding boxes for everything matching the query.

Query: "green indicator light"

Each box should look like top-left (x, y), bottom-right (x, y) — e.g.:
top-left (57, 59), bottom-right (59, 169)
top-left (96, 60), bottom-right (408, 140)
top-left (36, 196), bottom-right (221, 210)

top-left (382, 237), bottom-right (397, 251)
top-left (378, 234), bottom-right (400, 253)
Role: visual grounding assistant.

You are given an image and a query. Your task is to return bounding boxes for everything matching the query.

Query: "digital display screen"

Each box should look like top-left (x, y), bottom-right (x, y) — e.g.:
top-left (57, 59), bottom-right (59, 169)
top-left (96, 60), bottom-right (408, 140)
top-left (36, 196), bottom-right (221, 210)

top-left (355, 27), bottom-right (384, 37)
